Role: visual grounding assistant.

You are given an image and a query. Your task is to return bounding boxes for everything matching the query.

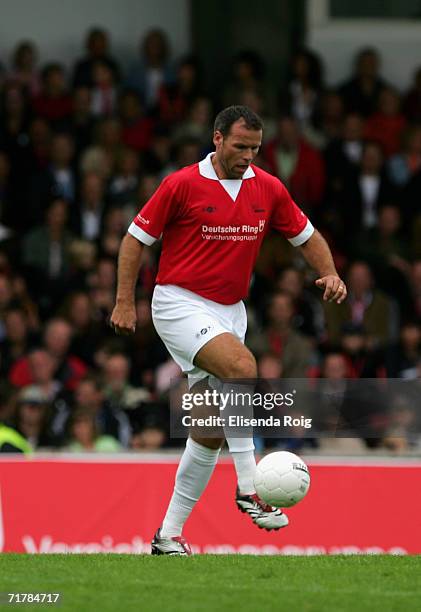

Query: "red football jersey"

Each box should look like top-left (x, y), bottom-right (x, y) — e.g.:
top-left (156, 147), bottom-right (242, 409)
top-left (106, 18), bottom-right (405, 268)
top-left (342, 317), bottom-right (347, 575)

top-left (129, 153), bottom-right (314, 304)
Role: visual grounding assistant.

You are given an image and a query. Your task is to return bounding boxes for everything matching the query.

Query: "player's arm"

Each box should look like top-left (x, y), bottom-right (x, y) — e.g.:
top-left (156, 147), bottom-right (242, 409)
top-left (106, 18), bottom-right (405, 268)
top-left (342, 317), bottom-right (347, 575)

top-left (299, 229), bottom-right (347, 304)
top-left (110, 233), bottom-right (144, 334)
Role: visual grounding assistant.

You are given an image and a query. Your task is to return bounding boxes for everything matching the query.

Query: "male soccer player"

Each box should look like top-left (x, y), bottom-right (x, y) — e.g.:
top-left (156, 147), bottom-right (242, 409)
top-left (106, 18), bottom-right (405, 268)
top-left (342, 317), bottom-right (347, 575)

top-left (111, 106), bottom-right (347, 555)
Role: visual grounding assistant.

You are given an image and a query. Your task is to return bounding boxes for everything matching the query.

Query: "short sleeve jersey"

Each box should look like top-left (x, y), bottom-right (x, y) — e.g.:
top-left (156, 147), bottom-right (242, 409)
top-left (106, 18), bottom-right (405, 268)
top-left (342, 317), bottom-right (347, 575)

top-left (129, 153), bottom-right (314, 305)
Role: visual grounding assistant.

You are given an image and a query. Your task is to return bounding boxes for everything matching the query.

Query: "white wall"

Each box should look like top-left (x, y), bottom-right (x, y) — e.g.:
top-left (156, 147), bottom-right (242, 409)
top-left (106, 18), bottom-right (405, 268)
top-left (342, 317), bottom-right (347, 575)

top-left (307, 0), bottom-right (421, 90)
top-left (0, 0), bottom-right (190, 72)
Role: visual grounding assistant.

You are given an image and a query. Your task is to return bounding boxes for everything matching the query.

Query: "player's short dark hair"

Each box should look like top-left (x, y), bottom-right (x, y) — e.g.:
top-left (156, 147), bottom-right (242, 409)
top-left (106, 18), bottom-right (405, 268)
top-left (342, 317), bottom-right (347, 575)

top-left (214, 105), bottom-right (263, 137)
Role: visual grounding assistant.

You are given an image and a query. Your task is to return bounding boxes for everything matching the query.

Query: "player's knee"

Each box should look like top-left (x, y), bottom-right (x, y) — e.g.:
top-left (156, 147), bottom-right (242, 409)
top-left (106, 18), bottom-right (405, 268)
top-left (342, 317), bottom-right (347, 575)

top-left (225, 354), bottom-right (257, 379)
top-left (191, 436), bottom-right (224, 450)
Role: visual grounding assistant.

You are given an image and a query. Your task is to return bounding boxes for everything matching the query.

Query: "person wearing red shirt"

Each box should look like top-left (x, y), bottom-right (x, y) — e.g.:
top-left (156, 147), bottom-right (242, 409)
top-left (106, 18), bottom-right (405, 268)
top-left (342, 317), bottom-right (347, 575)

top-left (120, 90), bottom-right (154, 152)
top-left (364, 87), bottom-right (406, 158)
top-left (32, 64), bottom-right (72, 124)
top-left (111, 106), bottom-right (347, 555)
top-left (264, 116), bottom-right (325, 210)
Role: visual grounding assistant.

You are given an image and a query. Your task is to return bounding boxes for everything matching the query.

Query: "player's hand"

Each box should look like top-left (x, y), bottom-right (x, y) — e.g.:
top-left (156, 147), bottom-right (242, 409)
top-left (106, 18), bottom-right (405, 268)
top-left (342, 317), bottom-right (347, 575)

top-left (110, 302), bottom-right (137, 335)
top-left (315, 275), bottom-right (347, 304)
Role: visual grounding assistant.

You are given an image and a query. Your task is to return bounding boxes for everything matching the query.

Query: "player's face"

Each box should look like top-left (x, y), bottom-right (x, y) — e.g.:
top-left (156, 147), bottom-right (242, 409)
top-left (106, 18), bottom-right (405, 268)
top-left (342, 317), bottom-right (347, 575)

top-left (213, 119), bottom-right (262, 179)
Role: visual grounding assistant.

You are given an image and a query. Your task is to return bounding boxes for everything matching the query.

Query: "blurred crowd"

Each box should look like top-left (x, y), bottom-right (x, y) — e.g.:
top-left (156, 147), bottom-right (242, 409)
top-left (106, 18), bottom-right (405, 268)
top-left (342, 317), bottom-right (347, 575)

top-left (0, 28), bottom-right (420, 454)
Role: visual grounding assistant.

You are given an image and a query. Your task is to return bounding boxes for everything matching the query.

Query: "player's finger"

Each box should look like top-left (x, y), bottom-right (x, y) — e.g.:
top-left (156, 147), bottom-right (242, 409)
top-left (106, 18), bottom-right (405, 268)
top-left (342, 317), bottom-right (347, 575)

top-left (110, 319), bottom-right (136, 335)
top-left (323, 278), bottom-right (336, 301)
top-left (335, 283), bottom-right (347, 304)
top-left (328, 279), bottom-right (344, 302)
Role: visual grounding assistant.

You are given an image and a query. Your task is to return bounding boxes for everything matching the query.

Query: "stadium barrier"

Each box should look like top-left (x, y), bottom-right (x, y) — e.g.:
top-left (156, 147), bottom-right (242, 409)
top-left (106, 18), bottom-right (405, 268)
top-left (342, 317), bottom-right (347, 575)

top-left (1, 456), bottom-right (420, 554)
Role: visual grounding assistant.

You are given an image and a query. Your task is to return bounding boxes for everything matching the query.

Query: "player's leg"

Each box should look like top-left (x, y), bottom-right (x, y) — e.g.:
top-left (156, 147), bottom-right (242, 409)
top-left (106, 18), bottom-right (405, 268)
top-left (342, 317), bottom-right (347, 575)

top-left (158, 379), bottom-right (223, 549)
top-left (193, 332), bottom-right (258, 495)
top-left (193, 333), bottom-right (288, 531)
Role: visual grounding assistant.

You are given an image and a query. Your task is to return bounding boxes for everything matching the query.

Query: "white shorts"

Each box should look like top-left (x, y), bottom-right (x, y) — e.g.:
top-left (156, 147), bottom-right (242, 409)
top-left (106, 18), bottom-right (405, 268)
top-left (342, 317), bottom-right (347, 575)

top-left (151, 284), bottom-right (247, 382)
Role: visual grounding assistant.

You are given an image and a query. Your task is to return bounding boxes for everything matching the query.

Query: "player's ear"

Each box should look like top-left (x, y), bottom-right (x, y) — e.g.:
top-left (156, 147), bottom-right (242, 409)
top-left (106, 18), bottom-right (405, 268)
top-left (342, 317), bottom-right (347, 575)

top-left (213, 130), bottom-right (223, 148)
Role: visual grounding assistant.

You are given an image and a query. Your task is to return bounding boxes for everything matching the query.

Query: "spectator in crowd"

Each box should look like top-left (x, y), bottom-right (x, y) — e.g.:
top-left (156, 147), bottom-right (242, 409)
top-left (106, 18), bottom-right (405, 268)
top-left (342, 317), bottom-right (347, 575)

top-left (90, 60), bottom-right (118, 117)
top-left (101, 352), bottom-right (151, 411)
top-left (0, 84), bottom-right (32, 218)
top-left (264, 116), bottom-right (325, 211)
top-left (0, 274), bottom-right (14, 332)
top-left (7, 40), bottom-right (41, 97)
top-left (66, 408), bottom-right (121, 452)
top-left (223, 50), bottom-right (269, 110)
top-left (119, 90), bottom-right (155, 152)
top-left (42, 318), bottom-right (87, 390)
top-left (316, 91), bottom-right (345, 146)
top-left (128, 296), bottom-right (167, 387)
top-left (403, 65), bottom-right (421, 122)
top-left (0, 421), bottom-right (32, 453)
top-left (32, 63), bottom-right (72, 124)
top-left (275, 266), bottom-right (325, 342)
top-left (137, 174), bottom-right (160, 208)
top-left (88, 257), bottom-right (116, 322)
top-left (14, 385), bottom-right (56, 449)
top-left (72, 375), bottom-right (131, 447)
top-left (0, 308), bottom-right (37, 377)
top-left (141, 126), bottom-right (172, 174)
top-left (68, 87), bottom-right (95, 156)
top-left (247, 291), bottom-right (314, 378)
top-left (26, 349), bottom-right (62, 401)
top-left (97, 207), bottom-right (127, 259)
top-left (339, 47), bottom-right (388, 116)
top-left (73, 27), bottom-right (120, 88)
top-left (126, 29), bottom-right (173, 111)
top-left (340, 141), bottom-right (395, 237)
top-left (324, 113), bottom-right (365, 196)
top-left (318, 351), bottom-right (388, 448)
top-left (27, 117), bottom-right (52, 173)
top-left (130, 425), bottom-right (166, 451)
top-left (158, 55), bottom-right (202, 125)
top-left (71, 172), bottom-right (107, 241)
top-left (237, 90), bottom-right (277, 143)
top-left (108, 147), bottom-right (140, 214)
top-left (385, 321), bottom-right (421, 379)
top-left (364, 87), bottom-right (406, 157)
top-left (29, 133), bottom-right (77, 219)
top-left (388, 125), bottom-right (421, 188)
top-left (61, 291), bottom-right (104, 367)
top-left (256, 352), bottom-right (283, 379)
top-left (352, 205), bottom-right (412, 313)
top-left (161, 137), bottom-right (201, 176)
top-left (409, 260), bottom-right (421, 318)
top-left (77, 123), bottom-right (117, 186)
top-left (22, 198), bottom-right (74, 313)
top-left (172, 95), bottom-right (213, 151)
top-left (0, 152), bottom-right (13, 237)
top-left (383, 393), bottom-right (419, 451)
top-left (281, 48), bottom-right (324, 133)
top-left (324, 261), bottom-right (397, 348)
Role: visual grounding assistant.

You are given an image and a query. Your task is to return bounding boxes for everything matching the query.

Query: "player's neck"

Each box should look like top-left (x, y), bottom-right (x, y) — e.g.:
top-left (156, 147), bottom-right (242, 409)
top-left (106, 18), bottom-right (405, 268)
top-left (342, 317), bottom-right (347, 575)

top-left (211, 153), bottom-right (233, 180)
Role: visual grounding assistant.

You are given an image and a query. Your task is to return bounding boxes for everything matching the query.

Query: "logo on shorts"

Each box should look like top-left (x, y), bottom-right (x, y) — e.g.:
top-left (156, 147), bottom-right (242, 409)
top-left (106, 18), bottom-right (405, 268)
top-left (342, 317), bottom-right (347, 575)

top-left (196, 326), bottom-right (211, 338)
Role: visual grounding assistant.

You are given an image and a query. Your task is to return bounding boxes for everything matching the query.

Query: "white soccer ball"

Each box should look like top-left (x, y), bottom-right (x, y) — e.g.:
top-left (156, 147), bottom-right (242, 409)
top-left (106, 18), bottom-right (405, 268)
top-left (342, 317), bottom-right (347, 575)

top-left (254, 451), bottom-right (311, 508)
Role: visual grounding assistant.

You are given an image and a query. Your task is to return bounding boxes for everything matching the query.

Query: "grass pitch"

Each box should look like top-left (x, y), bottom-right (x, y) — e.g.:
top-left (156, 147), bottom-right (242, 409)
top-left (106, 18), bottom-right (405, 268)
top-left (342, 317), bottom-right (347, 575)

top-left (0, 554), bottom-right (420, 612)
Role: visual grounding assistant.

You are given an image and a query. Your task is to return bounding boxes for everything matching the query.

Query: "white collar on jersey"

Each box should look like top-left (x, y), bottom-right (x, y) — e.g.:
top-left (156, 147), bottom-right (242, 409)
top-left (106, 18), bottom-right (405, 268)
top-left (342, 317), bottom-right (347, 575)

top-left (199, 152), bottom-right (255, 180)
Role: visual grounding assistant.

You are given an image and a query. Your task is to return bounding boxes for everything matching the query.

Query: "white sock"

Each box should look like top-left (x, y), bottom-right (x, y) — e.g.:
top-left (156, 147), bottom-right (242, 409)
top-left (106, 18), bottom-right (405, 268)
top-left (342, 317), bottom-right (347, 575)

top-left (161, 438), bottom-right (220, 538)
top-left (220, 382), bottom-right (257, 495)
top-left (226, 439), bottom-right (256, 495)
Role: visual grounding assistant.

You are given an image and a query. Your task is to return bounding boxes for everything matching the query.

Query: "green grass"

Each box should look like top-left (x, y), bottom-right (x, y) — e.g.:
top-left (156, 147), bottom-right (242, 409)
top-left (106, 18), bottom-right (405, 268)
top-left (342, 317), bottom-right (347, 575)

top-left (0, 555), bottom-right (420, 612)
